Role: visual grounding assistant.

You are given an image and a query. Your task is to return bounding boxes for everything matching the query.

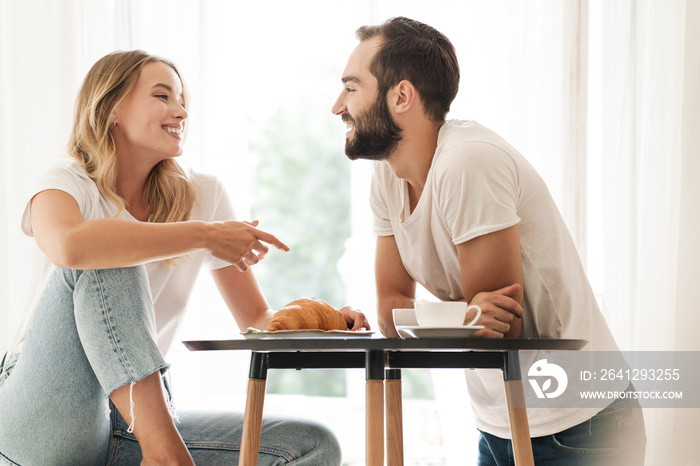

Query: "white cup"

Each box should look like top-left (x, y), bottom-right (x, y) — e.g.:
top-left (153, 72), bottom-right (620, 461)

top-left (392, 308), bottom-right (419, 327)
top-left (414, 301), bottom-right (482, 327)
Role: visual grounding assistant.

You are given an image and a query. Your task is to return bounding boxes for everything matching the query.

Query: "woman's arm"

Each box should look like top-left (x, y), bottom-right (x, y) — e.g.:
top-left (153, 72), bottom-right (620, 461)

top-left (30, 189), bottom-right (288, 271)
top-left (212, 266), bottom-right (372, 332)
top-left (211, 265), bottom-right (274, 331)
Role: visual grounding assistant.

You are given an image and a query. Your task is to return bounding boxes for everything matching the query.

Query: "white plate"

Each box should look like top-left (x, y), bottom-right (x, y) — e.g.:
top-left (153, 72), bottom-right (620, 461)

top-left (396, 325), bottom-right (484, 339)
top-left (242, 328), bottom-right (374, 339)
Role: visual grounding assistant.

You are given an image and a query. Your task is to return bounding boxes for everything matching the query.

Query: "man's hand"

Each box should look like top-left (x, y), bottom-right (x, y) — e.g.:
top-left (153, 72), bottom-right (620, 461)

top-left (469, 283), bottom-right (523, 338)
top-left (339, 306), bottom-right (371, 331)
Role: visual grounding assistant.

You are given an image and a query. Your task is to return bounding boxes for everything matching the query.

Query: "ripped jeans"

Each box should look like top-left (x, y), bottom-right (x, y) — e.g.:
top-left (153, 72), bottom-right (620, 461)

top-left (0, 267), bottom-right (341, 465)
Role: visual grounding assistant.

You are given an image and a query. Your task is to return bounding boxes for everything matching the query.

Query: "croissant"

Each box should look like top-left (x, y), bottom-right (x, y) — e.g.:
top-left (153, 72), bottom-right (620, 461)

top-left (267, 297), bottom-right (348, 332)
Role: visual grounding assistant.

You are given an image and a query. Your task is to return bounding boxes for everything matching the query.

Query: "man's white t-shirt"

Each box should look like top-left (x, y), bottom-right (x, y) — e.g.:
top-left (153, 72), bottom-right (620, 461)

top-left (370, 120), bottom-right (622, 438)
top-left (17, 157), bottom-right (233, 356)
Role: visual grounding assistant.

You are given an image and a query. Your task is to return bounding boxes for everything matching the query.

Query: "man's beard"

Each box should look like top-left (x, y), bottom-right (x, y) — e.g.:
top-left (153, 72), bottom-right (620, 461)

top-left (343, 93), bottom-right (402, 161)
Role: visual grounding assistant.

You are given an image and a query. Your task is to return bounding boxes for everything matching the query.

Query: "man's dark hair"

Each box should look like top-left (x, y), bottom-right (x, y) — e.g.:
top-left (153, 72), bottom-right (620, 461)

top-left (356, 17), bottom-right (460, 123)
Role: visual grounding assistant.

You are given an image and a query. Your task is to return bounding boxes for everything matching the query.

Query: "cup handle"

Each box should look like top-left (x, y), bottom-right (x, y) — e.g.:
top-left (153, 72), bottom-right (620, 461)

top-left (465, 304), bottom-right (482, 326)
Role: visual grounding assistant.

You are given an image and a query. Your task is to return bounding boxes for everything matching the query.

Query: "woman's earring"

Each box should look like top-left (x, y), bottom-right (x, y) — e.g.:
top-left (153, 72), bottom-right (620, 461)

top-left (112, 121), bottom-right (117, 127)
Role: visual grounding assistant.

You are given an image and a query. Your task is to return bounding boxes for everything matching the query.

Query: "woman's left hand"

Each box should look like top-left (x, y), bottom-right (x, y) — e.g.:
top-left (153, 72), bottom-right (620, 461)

top-left (339, 306), bottom-right (371, 331)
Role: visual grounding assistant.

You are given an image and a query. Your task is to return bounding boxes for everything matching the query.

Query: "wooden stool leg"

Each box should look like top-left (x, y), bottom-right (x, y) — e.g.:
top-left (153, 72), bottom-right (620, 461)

top-left (385, 369), bottom-right (404, 466)
top-left (239, 352), bottom-right (268, 466)
top-left (504, 351), bottom-right (534, 466)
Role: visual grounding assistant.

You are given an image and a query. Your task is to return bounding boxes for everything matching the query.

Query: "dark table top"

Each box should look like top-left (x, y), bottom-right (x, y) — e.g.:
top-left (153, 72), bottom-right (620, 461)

top-left (183, 336), bottom-right (587, 352)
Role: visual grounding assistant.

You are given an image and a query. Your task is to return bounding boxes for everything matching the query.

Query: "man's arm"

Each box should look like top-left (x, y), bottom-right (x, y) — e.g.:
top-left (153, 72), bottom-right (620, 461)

top-left (456, 224), bottom-right (524, 338)
top-left (375, 235), bottom-right (416, 338)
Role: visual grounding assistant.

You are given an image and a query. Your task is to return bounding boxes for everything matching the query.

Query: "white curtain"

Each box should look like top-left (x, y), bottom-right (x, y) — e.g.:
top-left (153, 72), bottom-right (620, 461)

top-left (1, 1), bottom-right (698, 464)
top-left (0, 0), bottom-right (210, 349)
top-left (0, 0), bottom-right (120, 348)
top-left (591, 1), bottom-right (700, 464)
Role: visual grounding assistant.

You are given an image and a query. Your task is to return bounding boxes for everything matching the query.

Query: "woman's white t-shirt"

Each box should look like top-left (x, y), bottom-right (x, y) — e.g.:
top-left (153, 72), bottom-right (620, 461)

top-left (18, 157), bottom-right (234, 356)
top-left (370, 120), bottom-right (623, 438)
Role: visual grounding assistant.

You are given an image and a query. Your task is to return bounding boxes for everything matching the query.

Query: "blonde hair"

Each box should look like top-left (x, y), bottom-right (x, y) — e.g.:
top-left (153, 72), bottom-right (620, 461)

top-left (68, 50), bottom-right (195, 226)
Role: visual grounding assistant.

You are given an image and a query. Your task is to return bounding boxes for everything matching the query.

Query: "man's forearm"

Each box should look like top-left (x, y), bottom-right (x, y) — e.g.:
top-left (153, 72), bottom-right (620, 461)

top-left (377, 294), bottom-right (415, 338)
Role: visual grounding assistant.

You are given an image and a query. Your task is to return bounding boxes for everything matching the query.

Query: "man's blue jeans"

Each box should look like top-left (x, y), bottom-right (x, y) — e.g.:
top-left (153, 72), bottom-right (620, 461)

top-left (478, 394), bottom-right (646, 465)
top-left (0, 266), bottom-right (341, 465)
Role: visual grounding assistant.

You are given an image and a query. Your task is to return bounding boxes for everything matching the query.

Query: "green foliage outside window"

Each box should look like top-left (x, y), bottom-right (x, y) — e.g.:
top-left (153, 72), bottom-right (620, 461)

top-left (250, 100), bottom-right (350, 309)
top-left (250, 100), bottom-right (350, 396)
top-left (249, 99), bottom-right (435, 400)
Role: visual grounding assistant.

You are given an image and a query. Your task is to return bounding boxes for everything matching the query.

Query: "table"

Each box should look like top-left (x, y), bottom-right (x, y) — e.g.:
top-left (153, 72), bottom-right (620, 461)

top-left (184, 337), bottom-right (586, 466)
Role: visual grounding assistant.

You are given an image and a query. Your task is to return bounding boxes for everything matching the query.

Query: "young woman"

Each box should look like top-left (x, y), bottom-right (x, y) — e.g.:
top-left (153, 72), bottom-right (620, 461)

top-left (0, 50), bottom-right (367, 465)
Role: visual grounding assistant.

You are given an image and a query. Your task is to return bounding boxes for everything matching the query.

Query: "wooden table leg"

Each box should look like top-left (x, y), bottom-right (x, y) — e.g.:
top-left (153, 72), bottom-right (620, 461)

top-left (385, 369), bottom-right (404, 466)
top-left (239, 352), bottom-right (268, 466)
top-left (504, 351), bottom-right (534, 466)
top-left (366, 350), bottom-right (385, 466)
top-left (366, 380), bottom-right (385, 465)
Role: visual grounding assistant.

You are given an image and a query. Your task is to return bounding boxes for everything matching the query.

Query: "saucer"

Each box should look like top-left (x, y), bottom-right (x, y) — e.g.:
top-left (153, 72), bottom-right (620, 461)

top-left (396, 325), bottom-right (483, 339)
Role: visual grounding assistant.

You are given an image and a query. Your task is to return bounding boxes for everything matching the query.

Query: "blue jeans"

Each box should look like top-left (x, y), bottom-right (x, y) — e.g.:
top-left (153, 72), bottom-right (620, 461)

top-left (478, 395), bottom-right (646, 465)
top-left (0, 267), bottom-right (341, 465)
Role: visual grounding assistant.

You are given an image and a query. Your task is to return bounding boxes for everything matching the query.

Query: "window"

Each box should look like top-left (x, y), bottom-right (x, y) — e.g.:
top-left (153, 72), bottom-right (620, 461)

top-left (165, 3), bottom-right (591, 464)
top-left (8, 1), bottom-right (675, 464)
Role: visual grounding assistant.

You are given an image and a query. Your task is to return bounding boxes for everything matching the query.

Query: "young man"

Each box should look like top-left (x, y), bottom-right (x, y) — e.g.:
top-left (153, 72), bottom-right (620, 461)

top-left (332, 17), bottom-right (646, 465)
